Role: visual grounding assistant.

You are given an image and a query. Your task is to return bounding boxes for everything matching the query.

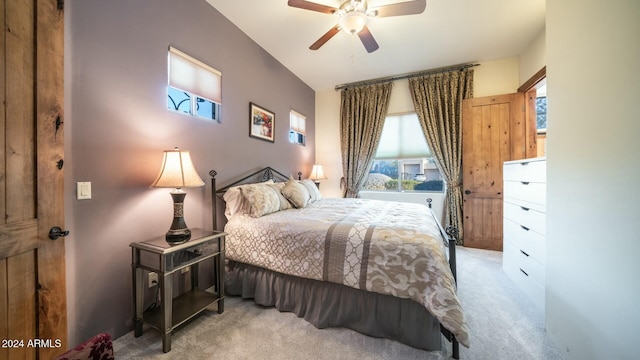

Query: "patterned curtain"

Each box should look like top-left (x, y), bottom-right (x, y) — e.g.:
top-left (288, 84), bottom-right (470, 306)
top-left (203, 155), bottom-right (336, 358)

top-left (408, 69), bottom-right (474, 244)
top-left (339, 82), bottom-right (393, 198)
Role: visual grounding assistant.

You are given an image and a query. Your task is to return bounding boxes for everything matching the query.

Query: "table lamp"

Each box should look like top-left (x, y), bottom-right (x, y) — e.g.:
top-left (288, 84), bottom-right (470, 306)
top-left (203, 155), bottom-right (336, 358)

top-left (151, 147), bottom-right (204, 244)
top-left (309, 164), bottom-right (327, 188)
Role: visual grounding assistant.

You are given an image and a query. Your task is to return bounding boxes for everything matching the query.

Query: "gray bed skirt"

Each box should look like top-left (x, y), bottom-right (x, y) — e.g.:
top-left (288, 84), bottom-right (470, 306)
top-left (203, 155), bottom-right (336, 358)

top-left (225, 260), bottom-right (443, 351)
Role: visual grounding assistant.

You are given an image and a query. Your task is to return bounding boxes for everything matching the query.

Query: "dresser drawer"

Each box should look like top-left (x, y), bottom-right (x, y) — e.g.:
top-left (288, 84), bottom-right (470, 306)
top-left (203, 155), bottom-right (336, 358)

top-left (502, 237), bottom-right (545, 282)
top-left (503, 201), bottom-right (546, 235)
top-left (515, 268), bottom-right (545, 312)
top-left (518, 248), bottom-right (545, 285)
top-left (504, 218), bottom-right (546, 263)
top-left (503, 158), bottom-right (546, 183)
top-left (503, 240), bottom-right (545, 311)
top-left (504, 181), bottom-right (546, 206)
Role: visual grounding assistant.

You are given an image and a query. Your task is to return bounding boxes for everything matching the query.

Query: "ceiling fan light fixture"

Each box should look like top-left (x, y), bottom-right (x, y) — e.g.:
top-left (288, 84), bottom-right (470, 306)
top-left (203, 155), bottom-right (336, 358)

top-left (339, 11), bottom-right (367, 34)
top-left (288, 0), bottom-right (427, 52)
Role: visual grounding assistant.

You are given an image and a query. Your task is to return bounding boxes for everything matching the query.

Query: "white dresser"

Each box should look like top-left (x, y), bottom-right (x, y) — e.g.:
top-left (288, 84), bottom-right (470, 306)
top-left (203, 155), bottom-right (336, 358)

top-left (502, 157), bottom-right (546, 312)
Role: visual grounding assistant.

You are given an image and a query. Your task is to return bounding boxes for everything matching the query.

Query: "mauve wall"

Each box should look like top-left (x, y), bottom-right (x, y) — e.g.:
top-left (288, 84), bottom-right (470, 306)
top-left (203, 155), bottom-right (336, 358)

top-left (64, 0), bottom-right (315, 346)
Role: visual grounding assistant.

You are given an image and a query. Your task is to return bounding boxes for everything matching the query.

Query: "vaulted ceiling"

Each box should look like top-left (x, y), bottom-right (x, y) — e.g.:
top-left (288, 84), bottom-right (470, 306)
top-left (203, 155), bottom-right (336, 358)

top-left (206, 0), bottom-right (545, 91)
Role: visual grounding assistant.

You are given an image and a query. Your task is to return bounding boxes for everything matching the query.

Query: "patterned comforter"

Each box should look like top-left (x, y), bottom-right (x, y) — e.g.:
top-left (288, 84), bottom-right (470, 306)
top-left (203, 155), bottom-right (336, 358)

top-left (224, 198), bottom-right (470, 347)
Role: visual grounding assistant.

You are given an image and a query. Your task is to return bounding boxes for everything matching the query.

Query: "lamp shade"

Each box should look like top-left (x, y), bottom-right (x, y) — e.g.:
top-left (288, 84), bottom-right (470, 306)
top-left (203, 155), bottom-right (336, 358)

top-left (309, 164), bottom-right (328, 181)
top-left (151, 148), bottom-right (205, 188)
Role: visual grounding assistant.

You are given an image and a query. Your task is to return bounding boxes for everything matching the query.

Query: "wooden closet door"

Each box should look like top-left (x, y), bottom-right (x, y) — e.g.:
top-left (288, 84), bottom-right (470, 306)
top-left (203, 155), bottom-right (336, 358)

top-left (0, 1), bottom-right (66, 359)
top-left (461, 93), bottom-right (536, 251)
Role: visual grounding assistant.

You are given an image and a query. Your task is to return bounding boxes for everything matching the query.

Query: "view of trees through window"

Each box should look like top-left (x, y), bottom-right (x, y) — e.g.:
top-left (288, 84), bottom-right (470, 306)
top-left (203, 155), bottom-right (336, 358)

top-left (536, 82), bottom-right (547, 131)
top-left (536, 96), bottom-right (547, 130)
top-left (364, 159), bottom-right (444, 192)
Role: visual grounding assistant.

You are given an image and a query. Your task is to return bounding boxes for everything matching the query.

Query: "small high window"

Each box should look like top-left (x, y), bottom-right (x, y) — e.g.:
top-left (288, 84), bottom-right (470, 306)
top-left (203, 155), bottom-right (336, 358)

top-left (289, 110), bottom-right (306, 145)
top-left (167, 46), bottom-right (222, 122)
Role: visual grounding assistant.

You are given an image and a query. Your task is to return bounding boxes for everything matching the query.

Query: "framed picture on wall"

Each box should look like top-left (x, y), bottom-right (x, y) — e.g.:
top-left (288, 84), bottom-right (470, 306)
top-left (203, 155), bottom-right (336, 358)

top-left (249, 102), bottom-right (275, 142)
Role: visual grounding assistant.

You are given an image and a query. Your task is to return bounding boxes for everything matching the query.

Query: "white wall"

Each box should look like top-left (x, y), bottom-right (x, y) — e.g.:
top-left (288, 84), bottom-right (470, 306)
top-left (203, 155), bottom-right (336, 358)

top-left (315, 58), bottom-right (521, 200)
top-left (474, 57), bottom-right (520, 97)
top-left (519, 27), bottom-right (546, 84)
top-left (546, 1), bottom-right (640, 359)
top-left (315, 89), bottom-right (342, 198)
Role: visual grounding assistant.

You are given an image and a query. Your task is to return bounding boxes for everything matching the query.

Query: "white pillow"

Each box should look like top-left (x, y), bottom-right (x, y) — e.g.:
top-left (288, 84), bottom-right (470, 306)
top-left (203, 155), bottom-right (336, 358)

top-left (267, 182), bottom-right (293, 211)
top-left (222, 186), bottom-right (245, 219)
top-left (300, 179), bottom-right (323, 203)
top-left (281, 178), bottom-right (310, 208)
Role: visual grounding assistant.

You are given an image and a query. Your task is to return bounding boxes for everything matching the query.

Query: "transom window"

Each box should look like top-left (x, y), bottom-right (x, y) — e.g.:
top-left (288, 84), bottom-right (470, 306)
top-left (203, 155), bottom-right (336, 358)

top-left (289, 110), bottom-right (306, 145)
top-left (363, 113), bottom-right (444, 192)
top-left (167, 46), bottom-right (222, 122)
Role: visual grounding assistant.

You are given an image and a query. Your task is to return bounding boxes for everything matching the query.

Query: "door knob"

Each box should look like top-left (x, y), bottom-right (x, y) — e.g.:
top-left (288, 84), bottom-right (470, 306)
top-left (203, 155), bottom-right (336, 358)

top-left (464, 189), bottom-right (471, 195)
top-left (49, 226), bottom-right (70, 240)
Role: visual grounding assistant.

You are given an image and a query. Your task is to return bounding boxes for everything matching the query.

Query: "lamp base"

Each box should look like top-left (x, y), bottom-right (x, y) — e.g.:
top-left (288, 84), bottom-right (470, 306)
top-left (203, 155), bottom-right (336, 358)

top-left (166, 228), bottom-right (191, 244)
top-left (165, 190), bottom-right (192, 245)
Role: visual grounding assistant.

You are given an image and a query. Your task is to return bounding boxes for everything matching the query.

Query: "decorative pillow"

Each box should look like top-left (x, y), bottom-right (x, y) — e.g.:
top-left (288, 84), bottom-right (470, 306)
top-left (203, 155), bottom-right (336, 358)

top-left (222, 180), bottom-right (274, 219)
top-left (300, 179), bottom-right (323, 203)
top-left (281, 178), bottom-right (310, 208)
top-left (266, 182), bottom-right (293, 211)
top-left (241, 183), bottom-right (281, 217)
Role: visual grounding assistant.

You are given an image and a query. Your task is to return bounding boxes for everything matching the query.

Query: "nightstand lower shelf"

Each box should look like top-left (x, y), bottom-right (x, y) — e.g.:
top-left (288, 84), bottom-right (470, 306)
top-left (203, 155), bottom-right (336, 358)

top-left (143, 289), bottom-right (223, 332)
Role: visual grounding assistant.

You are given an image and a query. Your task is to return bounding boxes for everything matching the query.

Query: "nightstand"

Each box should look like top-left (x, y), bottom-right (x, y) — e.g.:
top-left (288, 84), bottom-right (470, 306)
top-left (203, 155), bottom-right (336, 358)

top-left (130, 229), bottom-right (225, 353)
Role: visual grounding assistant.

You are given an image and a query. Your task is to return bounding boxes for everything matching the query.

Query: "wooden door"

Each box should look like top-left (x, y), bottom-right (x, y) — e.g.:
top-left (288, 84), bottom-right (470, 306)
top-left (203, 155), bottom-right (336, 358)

top-left (0, 1), bottom-right (66, 359)
top-left (461, 93), bottom-right (536, 250)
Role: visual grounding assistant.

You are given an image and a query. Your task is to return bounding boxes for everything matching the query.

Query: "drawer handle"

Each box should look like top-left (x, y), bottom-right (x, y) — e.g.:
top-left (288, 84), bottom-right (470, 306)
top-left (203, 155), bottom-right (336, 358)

top-left (520, 162), bottom-right (529, 166)
top-left (520, 268), bottom-right (529, 276)
top-left (521, 225), bottom-right (530, 231)
top-left (521, 181), bottom-right (530, 185)
top-left (520, 250), bottom-right (530, 257)
top-left (520, 206), bottom-right (530, 211)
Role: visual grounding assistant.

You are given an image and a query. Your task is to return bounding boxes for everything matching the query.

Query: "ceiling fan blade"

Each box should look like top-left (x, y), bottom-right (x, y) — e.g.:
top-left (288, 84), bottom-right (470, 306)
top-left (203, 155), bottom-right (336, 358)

top-left (358, 26), bottom-right (379, 53)
top-left (370, 0), bottom-right (427, 17)
top-left (310, 25), bottom-right (341, 50)
top-left (288, 0), bottom-right (338, 14)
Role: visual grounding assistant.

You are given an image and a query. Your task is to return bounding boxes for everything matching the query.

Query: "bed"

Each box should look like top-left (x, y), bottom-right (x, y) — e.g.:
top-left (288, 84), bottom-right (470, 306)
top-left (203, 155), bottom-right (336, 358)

top-left (209, 167), bottom-right (468, 358)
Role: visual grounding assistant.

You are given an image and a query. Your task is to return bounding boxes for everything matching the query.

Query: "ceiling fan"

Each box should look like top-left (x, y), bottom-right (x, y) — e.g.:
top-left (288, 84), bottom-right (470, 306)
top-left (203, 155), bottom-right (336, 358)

top-left (287, 0), bottom-right (427, 53)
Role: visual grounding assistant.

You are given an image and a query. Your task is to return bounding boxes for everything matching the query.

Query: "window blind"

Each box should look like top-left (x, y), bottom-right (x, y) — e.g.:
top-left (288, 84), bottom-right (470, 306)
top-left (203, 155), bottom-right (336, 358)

top-left (375, 113), bottom-right (431, 159)
top-left (168, 46), bottom-right (222, 104)
top-left (290, 110), bottom-right (306, 135)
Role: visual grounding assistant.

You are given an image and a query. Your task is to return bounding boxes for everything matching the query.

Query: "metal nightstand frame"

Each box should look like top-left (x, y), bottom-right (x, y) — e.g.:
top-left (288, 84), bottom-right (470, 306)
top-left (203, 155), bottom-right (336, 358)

top-left (130, 228), bottom-right (225, 352)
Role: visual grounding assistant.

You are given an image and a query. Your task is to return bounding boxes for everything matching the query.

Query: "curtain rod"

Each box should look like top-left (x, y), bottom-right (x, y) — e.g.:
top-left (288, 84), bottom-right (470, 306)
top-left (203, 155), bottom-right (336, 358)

top-left (334, 63), bottom-right (480, 91)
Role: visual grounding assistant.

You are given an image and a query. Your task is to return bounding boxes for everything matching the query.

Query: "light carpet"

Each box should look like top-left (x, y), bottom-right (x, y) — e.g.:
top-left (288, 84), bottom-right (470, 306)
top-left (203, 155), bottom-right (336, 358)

top-left (113, 247), bottom-right (564, 359)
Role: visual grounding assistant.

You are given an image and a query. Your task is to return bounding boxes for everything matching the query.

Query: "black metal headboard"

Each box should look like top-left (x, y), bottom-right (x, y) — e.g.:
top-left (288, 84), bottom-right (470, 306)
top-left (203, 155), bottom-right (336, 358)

top-left (209, 167), bottom-right (301, 230)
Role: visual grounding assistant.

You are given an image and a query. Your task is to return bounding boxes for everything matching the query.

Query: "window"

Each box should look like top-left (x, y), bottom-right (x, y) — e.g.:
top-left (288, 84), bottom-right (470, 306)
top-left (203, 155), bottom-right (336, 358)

top-left (167, 46), bottom-right (221, 122)
top-left (363, 113), bottom-right (444, 192)
top-left (289, 110), bottom-right (306, 145)
top-left (534, 80), bottom-right (547, 157)
top-left (536, 83), bottom-right (547, 132)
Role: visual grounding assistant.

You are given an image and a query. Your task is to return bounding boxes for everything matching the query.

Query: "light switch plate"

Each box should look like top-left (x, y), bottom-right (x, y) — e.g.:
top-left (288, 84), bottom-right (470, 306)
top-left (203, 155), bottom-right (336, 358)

top-left (77, 182), bottom-right (92, 200)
